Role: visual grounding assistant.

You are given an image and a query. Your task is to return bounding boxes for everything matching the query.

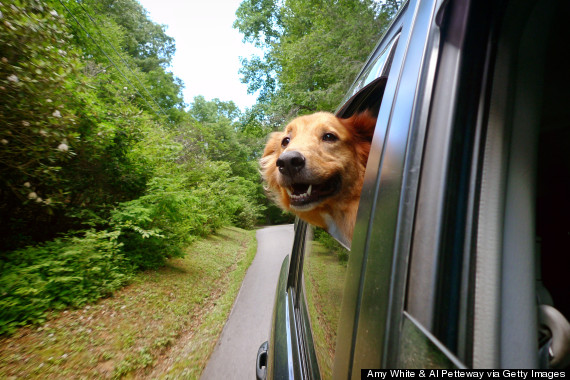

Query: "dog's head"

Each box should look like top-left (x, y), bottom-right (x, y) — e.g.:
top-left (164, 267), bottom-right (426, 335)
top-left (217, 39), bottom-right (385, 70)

top-left (260, 111), bottom-right (376, 234)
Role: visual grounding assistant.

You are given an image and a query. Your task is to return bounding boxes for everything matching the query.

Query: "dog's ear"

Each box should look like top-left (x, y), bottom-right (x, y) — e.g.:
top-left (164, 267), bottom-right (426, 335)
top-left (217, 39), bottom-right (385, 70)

top-left (260, 131), bottom-right (284, 185)
top-left (261, 132), bottom-right (283, 161)
top-left (339, 111), bottom-right (377, 167)
top-left (260, 131), bottom-right (287, 207)
top-left (339, 110), bottom-right (377, 143)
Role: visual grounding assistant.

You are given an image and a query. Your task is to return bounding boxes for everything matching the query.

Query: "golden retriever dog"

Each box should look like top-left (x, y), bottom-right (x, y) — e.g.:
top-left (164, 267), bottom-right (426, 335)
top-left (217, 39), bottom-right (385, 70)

top-left (260, 111), bottom-right (376, 245)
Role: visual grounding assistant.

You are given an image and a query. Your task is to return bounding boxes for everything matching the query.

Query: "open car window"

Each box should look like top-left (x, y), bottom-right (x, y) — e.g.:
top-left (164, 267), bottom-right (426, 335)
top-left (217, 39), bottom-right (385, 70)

top-left (307, 32), bottom-right (401, 248)
top-left (297, 33), bottom-right (400, 379)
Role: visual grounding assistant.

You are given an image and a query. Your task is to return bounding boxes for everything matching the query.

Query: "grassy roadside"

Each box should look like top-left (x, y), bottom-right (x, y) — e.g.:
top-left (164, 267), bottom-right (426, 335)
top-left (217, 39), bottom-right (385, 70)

top-left (0, 227), bottom-right (257, 379)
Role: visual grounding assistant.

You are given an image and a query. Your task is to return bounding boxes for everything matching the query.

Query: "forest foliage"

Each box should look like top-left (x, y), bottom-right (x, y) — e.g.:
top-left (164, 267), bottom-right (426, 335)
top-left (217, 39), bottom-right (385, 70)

top-left (234, 0), bottom-right (402, 122)
top-left (0, 0), bottom-right (399, 334)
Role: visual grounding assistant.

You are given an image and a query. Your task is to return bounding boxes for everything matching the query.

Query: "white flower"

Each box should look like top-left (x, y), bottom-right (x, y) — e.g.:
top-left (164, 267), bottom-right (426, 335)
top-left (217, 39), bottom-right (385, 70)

top-left (7, 74), bottom-right (18, 83)
top-left (57, 143), bottom-right (69, 152)
top-left (39, 130), bottom-right (48, 137)
top-left (123, 87), bottom-right (127, 90)
top-left (50, 10), bottom-right (58, 17)
top-left (52, 110), bottom-right (61, 118)
top-left (1, 139), bottom-right (7, 145)
top-left (36, 197), bottom-right (43, 203)
top-left (23, 182), bottom-right (31, 188)
top-left (46, 99), bottom-right (52, 103)
top-left (22, 121), bottom-right (30, 127)
top-left (58, 50), bottom-right (66, 57)
top-left (28, 192), bottom-right (38, 200)
top-left (45, 198), bottom-right (52, 205)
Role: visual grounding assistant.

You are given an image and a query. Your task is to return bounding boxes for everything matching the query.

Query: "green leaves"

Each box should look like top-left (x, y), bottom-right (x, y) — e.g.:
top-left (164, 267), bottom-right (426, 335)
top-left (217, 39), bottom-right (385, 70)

top-left (0, 0), bottom-right (274, 336)
top-left (234, 0), bottom-right (402, 118)
top-left (0, 230), bottom-right (131, 335)
top-left (0, 1), bottom-right (80, 207)
top-left (234, 0), bottom-right (282, 47)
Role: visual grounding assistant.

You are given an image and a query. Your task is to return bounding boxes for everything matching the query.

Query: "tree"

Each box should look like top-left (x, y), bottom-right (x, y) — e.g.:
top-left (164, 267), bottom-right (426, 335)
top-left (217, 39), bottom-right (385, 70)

top-left (86, 0), bottom-right (176, 73)
top-left (0, 0), bottom-right (272, 333)
top-left (187, 96), bottom-right (260, 179)
top-left (189, 95), bottom-right (240, 124)
top-left (0, 0), bottom-right (184, 246)
top-left (234, 0), bottom-right (402, 121)
top-left (56, 0), bottom-right (185, 121)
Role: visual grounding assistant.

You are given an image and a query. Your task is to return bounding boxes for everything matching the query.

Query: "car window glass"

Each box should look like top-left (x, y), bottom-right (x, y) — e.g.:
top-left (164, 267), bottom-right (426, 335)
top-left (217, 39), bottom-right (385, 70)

top-left (340, 35), bottom-right (399, 106)
top-left (302, 226), bottom-right (349, 379)
top-left (405, 1), bottom-right (570, 368)
top-left (398, 314), bottom-right (464, 369)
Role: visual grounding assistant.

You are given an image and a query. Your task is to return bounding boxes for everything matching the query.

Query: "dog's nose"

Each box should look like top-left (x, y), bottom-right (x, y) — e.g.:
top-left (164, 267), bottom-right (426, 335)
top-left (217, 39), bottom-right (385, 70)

top-left (276, 151), bottom-right (305, 176)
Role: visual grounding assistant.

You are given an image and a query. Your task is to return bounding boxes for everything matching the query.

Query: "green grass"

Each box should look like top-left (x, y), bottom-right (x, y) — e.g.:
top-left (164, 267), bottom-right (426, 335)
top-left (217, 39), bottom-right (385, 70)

top-left (0, 227), bottom-right (257, 379)
top-left (303, 241), bottom-right (347, 380)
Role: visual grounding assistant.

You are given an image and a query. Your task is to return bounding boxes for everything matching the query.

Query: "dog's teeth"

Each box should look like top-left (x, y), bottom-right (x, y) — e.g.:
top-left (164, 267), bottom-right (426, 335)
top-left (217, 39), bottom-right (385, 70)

top-left (307, 185), bottom-right (312, 196)
top-left (286, 188), bottom-right (292, 197)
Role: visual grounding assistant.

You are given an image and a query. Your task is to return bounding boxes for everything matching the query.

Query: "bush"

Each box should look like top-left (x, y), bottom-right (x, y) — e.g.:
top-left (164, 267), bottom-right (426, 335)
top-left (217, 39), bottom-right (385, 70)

top-left (110, 175), bottom-right (195, 269)
top-left (223, 176), bottom-right (265, 229)
top-left (109, 172), bottom-right (228, 269)
top-left (0, 230), bottom-right (131, 335)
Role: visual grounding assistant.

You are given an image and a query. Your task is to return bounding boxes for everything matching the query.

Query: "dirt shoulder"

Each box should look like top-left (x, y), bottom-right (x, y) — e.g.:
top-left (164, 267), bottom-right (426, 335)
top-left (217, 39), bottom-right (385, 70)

top-left (0, 227), bottom-right (257, 379)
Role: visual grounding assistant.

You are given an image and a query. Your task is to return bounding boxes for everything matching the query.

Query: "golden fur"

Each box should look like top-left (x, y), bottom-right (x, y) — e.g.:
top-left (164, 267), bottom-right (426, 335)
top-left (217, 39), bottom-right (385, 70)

top-left (260, 111), bottom-right (376, 245)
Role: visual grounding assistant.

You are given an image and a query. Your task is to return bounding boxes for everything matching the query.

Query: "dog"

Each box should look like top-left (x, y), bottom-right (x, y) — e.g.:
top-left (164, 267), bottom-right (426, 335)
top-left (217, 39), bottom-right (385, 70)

top-left (260, 111), bottom-right (377, 246)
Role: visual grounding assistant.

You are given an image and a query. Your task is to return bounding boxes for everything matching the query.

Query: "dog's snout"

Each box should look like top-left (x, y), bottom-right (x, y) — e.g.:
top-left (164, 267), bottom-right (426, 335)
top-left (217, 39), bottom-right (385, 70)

top-left (276, 151), bottom-right (305, 176)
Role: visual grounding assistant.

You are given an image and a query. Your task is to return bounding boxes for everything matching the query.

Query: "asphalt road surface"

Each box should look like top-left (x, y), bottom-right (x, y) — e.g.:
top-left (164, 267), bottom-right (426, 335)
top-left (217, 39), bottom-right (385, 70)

top-left (200, 224), bottom-right (294, 380)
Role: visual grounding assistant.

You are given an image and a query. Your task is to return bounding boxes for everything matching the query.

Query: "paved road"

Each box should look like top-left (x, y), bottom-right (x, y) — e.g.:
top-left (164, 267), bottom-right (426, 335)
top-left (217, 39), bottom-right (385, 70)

top-left (200, 224), bottom-right (294, 380)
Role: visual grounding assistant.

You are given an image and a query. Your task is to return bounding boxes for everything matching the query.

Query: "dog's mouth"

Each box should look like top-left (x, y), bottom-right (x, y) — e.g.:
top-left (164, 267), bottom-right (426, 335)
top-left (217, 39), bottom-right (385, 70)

top-left (286, 174), bottom-right (341, 210)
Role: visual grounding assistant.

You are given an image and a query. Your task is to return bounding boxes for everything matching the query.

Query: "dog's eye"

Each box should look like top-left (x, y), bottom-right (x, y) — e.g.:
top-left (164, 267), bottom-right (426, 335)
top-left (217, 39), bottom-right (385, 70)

top-left (281, 137), bottom-right (290, 147)
top-left (322, 133), bottom-right (338, 142)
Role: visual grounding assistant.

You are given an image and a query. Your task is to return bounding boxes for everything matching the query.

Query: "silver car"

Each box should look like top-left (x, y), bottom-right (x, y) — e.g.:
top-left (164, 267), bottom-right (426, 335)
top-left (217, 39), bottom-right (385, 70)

top-left (257, 0), bottom-right (570, 377)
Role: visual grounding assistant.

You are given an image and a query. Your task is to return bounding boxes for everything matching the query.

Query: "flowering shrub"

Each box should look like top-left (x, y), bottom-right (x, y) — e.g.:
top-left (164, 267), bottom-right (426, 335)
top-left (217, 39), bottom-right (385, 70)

top-left (0, 0), bottom-right (267, 335)
top-left (0, 1), bottom-right (80, 210)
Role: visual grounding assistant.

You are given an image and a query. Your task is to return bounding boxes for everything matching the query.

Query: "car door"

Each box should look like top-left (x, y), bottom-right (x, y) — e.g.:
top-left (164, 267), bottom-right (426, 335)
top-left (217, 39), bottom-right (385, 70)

top-left (261, 0), bottom-right (570, 378)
